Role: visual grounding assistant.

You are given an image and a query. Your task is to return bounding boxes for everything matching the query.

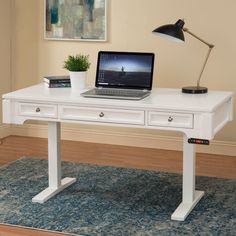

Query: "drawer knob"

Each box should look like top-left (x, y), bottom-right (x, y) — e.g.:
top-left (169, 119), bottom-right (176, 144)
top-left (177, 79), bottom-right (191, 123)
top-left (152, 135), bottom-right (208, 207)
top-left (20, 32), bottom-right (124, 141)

top-left (168, 116), bottom-right (173, 122)
top-left (35, 107), bottom-right (41, 113)
top-left (99, 112), bottom-right (104, 118)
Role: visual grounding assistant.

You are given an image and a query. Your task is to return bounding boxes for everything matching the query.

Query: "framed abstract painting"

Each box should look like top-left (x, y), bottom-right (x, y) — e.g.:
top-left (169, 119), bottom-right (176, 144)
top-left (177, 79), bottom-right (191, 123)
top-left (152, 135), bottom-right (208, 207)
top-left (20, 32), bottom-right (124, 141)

top-left (45, 0), bottom-right (107, 41)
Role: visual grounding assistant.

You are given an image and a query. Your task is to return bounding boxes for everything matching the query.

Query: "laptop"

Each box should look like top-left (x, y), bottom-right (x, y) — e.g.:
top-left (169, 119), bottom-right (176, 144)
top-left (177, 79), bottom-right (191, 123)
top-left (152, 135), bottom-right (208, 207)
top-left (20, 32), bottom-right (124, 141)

top-left (81, 51), bottom-right (155, 100)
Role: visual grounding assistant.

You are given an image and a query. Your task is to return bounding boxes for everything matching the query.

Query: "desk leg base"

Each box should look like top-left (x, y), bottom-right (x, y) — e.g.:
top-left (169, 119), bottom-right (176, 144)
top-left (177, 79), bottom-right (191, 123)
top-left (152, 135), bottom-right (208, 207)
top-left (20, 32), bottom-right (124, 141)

top-left (171, 190), bottom-right (204, 221)
top-left (32, 177), bottom-right (76, 204)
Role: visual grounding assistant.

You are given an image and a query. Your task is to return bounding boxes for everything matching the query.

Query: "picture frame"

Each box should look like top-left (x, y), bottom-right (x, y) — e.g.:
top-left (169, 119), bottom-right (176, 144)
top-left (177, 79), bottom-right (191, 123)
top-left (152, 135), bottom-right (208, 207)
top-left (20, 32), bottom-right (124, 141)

top-left (44, 0), bottom-right (107, 42)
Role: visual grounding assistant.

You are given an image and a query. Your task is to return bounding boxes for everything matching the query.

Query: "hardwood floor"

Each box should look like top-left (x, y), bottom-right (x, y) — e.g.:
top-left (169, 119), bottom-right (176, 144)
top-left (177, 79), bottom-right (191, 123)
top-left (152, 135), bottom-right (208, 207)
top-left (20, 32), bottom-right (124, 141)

top-left (0, 135), bottom-right (235, 236)
top-left (0, 225), bottom-right (64, 236)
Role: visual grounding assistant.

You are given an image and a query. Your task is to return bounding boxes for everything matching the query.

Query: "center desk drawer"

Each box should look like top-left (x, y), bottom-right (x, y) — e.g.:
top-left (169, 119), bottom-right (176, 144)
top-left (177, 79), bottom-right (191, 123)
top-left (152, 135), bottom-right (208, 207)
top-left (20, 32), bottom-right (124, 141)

top-left (148, 111), bottom-right (193, 128)
top-left (60, 106), bottom-right (145, 125)
top-left (17, 102), bottom-right (58, 118)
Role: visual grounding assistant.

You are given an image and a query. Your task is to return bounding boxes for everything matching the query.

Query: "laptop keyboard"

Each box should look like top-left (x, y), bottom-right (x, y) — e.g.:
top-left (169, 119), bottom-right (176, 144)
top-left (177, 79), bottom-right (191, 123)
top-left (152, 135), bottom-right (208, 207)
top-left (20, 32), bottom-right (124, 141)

top-left (94, 88), bottom-right (148, 97)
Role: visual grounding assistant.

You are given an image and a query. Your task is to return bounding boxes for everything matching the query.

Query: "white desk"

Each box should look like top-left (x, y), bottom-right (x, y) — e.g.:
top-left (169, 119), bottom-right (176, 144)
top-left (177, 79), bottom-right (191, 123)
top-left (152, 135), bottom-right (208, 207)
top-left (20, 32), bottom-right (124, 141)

top-left (2, 84), bottom-right (233, 221)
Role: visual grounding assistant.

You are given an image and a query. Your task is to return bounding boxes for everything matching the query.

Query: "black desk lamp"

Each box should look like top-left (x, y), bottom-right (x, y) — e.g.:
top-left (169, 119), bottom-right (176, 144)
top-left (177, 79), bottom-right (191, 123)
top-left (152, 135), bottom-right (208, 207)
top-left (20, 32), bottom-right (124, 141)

top-left (153, 19), bottom-right (214, 94)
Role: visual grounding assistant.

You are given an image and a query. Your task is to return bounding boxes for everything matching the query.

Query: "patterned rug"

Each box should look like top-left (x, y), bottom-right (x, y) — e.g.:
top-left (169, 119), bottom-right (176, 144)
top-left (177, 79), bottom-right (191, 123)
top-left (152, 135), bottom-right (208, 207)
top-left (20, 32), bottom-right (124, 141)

top-left (0, 157), bottom-right (235, 236)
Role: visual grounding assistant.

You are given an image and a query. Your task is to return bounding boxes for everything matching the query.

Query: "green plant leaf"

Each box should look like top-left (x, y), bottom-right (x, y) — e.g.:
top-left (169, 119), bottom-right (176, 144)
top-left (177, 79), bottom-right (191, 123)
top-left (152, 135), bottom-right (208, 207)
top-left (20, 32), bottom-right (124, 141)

top-left (63, 54), bottom-right (91, 72)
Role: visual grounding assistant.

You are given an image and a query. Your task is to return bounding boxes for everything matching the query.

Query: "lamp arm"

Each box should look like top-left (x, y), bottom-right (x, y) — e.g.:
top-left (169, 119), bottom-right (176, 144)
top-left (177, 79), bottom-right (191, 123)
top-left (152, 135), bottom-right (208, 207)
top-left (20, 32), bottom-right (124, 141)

top-left (183, 28), bottom-right (214, 48)
top-left (196, 46), bottom-right (213, 87)
top-left (183, 28), bottom-right (215, 88)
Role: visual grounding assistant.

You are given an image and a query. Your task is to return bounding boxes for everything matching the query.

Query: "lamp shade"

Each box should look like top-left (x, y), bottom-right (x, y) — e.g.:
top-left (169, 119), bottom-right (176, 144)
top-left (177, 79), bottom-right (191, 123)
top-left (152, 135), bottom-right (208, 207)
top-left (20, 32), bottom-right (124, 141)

top-left (153, 19), bottom-right (185, 43)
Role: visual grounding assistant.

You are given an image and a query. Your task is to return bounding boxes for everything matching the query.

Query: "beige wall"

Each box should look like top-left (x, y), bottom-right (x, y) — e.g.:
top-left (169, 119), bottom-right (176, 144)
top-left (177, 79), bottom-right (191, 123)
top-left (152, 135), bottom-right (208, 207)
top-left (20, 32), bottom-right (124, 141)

top-left (0, 0), bottom-right (12, 124)
top-left (11, 0), bottom-right (236, 144)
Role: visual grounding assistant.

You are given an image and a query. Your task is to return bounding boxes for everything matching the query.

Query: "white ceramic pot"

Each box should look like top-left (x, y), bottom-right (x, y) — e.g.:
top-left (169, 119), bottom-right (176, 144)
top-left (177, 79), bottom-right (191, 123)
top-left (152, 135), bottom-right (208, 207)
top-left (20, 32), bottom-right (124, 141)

top-left (69, 71), bottom-right (87, 90)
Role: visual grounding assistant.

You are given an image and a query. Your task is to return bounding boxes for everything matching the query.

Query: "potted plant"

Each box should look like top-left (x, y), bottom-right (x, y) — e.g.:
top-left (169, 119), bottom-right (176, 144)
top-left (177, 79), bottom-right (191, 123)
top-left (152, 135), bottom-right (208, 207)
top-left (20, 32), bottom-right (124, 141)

top-left (63, 54), bottom-right (91, 89)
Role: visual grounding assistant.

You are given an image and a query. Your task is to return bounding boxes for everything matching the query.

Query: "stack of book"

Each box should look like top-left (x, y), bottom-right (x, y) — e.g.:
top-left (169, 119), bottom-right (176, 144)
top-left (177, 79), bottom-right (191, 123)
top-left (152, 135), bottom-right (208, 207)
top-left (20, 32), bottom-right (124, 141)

top-left (44, 75), bottom-right (71, 88)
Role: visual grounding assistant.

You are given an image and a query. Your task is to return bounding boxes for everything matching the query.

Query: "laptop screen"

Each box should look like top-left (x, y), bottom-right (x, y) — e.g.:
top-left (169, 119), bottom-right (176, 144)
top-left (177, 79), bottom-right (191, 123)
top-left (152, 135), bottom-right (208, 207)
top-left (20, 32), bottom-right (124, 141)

top-left (95, 51), bottom-right (155, 90)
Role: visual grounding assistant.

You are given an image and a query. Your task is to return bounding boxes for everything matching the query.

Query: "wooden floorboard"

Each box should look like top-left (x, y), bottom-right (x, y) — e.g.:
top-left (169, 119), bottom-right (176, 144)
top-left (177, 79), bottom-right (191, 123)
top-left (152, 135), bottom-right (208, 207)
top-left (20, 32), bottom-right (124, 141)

top-left (0, 225), bottom-right (65, 236)
top-left (0, 135), bottom-right (235, 236)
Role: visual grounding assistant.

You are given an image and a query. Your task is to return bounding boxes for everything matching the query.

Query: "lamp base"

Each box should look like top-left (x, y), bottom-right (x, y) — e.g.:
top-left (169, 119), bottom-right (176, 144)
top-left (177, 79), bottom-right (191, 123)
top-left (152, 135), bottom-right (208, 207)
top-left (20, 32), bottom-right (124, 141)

top-left (182, 86), bottom-right (208, 94)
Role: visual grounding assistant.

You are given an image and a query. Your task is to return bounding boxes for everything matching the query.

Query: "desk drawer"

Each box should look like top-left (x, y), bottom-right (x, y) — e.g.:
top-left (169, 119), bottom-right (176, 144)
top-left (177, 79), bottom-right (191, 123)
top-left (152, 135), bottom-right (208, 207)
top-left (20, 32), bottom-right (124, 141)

top-left (60, 106), bottom-right (145, 125)
top-left (148, 111), bottom-right (193, 128)
top-left (17, 102), bottom-right (58, 119)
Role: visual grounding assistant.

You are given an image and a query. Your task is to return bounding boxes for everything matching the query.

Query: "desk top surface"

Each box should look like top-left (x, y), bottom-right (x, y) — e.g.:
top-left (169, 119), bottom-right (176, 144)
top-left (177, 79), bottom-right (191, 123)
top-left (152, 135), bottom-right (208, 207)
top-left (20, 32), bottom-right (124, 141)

top-left (3, 83), bottom-right (233, 113)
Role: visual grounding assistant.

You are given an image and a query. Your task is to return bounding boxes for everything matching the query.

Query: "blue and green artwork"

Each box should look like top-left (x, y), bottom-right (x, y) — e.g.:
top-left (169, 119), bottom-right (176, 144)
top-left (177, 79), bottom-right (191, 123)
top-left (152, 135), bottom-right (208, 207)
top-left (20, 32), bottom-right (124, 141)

top-left (45, 0), bottom-right (106, 41)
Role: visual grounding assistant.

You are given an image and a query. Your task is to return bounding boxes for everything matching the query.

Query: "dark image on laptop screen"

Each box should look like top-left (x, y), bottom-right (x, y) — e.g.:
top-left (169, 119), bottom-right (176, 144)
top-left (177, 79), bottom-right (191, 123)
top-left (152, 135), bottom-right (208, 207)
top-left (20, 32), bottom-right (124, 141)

top-left (96, 51), bottom-right (155, 90)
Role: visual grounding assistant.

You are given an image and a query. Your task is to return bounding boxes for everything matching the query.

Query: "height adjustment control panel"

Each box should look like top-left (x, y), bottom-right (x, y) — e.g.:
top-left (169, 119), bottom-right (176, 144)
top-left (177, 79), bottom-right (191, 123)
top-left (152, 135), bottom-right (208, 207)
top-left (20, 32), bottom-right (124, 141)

top-left (188, 138), bottom-right (210, 145)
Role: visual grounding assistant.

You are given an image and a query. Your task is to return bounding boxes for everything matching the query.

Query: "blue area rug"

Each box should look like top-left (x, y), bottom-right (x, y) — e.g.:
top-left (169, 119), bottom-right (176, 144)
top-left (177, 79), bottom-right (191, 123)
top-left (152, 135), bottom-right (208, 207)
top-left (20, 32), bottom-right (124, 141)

top-left (0, 157), bottom-right (235, 236)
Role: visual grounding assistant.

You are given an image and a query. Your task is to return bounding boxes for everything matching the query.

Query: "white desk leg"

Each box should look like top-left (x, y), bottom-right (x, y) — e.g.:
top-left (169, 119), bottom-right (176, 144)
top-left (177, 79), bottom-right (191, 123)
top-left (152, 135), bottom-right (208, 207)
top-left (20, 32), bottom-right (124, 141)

top-left (171, 134), bottom-right (204, 221)
top-left (32, 122), bottom-right (76, 203)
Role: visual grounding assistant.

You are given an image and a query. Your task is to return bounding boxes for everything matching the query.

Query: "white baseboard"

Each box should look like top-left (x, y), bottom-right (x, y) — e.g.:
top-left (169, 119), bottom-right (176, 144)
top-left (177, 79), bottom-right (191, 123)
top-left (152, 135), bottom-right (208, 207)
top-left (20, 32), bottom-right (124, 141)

top-left (11, 123), bottom-right (236, 156)
top-left (0, 124), bottom-right (12, 138)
